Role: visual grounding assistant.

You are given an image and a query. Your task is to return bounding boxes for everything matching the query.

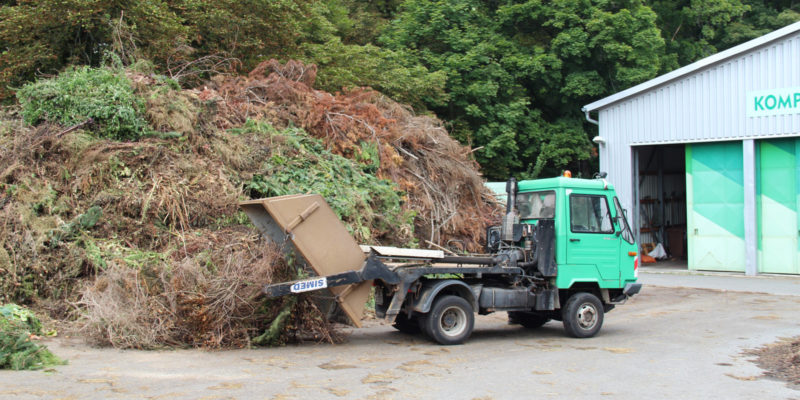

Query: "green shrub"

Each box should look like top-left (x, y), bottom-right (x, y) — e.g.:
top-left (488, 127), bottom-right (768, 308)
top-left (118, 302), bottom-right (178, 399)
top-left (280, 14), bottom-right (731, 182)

top-left (16, 66), bottom-right (148, 141)
top-left (0, 304), bottom-right (64, 370)
top-left (236, 120), bottom-right (414, 244)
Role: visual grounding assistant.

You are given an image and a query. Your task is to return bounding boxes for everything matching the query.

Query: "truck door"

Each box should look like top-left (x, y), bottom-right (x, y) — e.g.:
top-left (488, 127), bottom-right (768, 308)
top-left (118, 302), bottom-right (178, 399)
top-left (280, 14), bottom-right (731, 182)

top-left (566, 193), bottom-right (620, 283)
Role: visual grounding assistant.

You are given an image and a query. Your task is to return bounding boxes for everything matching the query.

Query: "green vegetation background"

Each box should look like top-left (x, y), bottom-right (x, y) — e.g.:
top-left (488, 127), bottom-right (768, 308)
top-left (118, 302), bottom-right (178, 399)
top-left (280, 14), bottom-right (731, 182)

top-left (1, 0), bottom-right (798, 180)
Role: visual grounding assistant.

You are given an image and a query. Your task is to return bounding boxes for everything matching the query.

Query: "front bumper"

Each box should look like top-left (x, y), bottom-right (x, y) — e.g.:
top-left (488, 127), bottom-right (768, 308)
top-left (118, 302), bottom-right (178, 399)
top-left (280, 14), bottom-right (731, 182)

top-left (611, 283), bottom-right (642, 303)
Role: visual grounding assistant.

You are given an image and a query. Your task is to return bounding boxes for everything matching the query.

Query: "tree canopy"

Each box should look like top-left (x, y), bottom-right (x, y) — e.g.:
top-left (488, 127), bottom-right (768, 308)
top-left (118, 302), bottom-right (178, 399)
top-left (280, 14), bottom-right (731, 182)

top-left (379, 0), bottom-right (667, 179)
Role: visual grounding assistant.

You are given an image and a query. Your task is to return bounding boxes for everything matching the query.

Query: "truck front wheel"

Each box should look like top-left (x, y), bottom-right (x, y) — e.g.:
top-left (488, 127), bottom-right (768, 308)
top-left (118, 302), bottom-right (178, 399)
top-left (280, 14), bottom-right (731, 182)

top-left (421, 295), bottom-right (474, 345)
top-left (562, 292), bottom-right (604, 338)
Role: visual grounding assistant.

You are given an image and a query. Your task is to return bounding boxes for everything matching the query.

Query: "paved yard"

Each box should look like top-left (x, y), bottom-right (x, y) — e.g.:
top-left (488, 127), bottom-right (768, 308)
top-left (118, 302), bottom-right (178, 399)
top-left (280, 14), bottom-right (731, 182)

top-left (2, 272), bottom-right (799, 399)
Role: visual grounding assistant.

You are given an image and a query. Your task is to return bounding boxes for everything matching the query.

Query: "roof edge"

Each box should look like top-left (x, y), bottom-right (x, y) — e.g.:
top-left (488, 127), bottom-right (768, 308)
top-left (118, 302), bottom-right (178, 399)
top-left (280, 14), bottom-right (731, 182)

top-left (582, 21), bottom-right (800, 113)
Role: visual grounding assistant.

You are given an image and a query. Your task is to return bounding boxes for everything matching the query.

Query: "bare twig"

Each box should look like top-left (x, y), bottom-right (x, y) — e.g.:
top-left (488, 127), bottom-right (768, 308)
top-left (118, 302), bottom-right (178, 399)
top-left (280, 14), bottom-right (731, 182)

top-left (55, 118), bottom-right (93, 138)
top-left (167, 48), bottom-right (238, 86)
top-left (395, 145), bottom-right (419, 160)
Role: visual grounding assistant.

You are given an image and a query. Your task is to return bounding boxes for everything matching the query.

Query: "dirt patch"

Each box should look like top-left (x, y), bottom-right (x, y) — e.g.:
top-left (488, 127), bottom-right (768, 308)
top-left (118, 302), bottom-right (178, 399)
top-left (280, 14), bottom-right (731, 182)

top-left (602, 347), bottom-right (635, 354)
top-left (319, 361), bottom-right (357, 370)
top-left (746, 336), bottom-right (800, 388)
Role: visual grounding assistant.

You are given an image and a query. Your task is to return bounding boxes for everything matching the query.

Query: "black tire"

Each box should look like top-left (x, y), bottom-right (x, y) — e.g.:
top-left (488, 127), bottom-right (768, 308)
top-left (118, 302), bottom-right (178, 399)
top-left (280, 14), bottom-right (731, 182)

top-left (562, 292), bottom-right (604, 338)
top-left (392, 312), bottom-right (421, 334)
top-left (421, 295), bottom-right (474, 345)
top-left (508, 311), bottom-right (550, 329)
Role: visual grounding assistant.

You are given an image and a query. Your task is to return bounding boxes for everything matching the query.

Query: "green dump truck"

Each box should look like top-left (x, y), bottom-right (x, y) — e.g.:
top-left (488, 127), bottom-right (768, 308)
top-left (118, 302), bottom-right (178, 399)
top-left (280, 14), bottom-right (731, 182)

top-left (242, 175), bottom-right (641, 345)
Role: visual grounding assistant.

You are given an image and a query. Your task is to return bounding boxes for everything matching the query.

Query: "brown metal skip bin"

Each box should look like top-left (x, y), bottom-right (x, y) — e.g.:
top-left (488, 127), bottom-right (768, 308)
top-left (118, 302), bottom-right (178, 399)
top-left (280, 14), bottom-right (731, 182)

top-left (239, 194), bottom-right (372, 327)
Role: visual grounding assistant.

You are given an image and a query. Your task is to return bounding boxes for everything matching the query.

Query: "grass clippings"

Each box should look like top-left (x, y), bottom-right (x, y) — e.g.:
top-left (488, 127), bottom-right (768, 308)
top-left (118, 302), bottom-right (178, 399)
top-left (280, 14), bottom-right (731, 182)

top-left (746, 336), bottom-right (800, 388)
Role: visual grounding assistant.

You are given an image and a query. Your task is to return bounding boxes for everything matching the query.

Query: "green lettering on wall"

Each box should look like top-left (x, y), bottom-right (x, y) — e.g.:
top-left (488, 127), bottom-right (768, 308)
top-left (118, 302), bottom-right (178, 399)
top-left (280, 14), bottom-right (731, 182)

top-left (754, 96), bottom-right (764, 111)
top-left (747, 88), bottom-right (800, 117)
top-left (766, 95), bottom-right (777, 110)
top-left (779, 95), bottom-right (792, 109)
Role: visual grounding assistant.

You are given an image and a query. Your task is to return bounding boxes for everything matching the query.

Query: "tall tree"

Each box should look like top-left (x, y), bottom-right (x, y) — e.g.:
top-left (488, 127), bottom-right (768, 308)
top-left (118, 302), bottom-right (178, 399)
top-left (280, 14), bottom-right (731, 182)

top-left (381, 0), bottom-right (665, 179)
top-left (0, 0), bottom-right (320, 100)
top-left (178, 0), bottom-right (315, 67)
top-left (651, 0), bottom-right (800, 69)
top-left (0, 0), bottom-right (184, 99)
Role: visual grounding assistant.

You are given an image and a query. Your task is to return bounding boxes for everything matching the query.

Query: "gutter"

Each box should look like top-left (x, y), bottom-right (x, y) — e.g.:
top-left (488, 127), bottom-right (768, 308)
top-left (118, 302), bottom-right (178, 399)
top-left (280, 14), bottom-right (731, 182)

top-left (583, 107), bottom-right (598, 125)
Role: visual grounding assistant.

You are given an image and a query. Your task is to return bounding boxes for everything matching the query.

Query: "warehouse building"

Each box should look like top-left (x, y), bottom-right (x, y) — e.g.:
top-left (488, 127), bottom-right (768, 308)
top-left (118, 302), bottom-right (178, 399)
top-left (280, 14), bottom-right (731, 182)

top-left (582, 21), bottom-right (800, 276)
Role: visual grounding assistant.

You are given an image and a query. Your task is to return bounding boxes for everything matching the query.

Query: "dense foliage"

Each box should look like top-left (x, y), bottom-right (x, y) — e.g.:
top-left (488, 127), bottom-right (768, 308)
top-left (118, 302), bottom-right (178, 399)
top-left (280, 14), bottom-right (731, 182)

top-left (235, 120), bottom-right (414, 244)
top-left (380, 0), bottom-right (667, 178)
top-left (0, 304), bottom-right (63, 370)
top-left (1, 0), bottom-right (798, 178)
top-left (17, 65), bottom-right (149, 140)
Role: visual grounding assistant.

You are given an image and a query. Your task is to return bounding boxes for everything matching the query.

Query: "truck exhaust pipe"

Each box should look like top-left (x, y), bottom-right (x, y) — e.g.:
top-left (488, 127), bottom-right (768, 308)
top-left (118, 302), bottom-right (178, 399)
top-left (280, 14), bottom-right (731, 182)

top-left (502, 178), bottom-right (518, 241)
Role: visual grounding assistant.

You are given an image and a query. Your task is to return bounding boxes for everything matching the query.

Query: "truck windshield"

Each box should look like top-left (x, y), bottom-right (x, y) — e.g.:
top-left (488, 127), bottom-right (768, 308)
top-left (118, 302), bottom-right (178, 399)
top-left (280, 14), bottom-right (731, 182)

top-left (516, 191), bottom-right (555, 219)
top-left (613, 197), bottom-right (635, 244)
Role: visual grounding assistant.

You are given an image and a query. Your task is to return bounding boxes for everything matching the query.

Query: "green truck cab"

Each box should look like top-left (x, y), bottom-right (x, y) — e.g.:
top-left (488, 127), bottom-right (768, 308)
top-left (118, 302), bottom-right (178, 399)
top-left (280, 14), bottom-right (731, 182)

top-left (516, 177), bottom-right (639, 292)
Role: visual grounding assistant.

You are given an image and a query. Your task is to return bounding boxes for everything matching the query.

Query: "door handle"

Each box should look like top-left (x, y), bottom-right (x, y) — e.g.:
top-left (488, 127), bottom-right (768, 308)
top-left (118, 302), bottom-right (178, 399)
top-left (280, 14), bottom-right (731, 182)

top-left (570, 238), bottom-right (580, 242)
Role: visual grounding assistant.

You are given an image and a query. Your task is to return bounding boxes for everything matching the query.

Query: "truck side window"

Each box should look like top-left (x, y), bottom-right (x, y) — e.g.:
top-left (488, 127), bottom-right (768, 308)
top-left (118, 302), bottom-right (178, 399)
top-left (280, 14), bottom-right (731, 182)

top-left (569, 195), bottom-right (614, 234)
top-left (515, 191), bottom-right (556, 219)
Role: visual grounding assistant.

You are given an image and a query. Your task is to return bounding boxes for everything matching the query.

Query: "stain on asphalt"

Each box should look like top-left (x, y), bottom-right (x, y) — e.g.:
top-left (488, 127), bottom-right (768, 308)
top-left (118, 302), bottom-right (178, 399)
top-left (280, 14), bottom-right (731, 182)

top-left (725, 373), bottom-right (759, 381)
top-left (318, 361), bottom-right (357, 370)
top-left (362, 371), bottom-right (398, 384)
top-left (751, 314), bottom-right (781, 320)
top-left (421, 348), bottom-right (450, 356)
top-left (0, 389), bottom-right (60, 397)
top-left (399, 359), bottom-right (432, 372)
top-left (363, 387), bottom-right (399, 399)
top-left (326, 387), bottom-right (349, 397)
top-left (207, 382), bottom-right (243, 390)
top-left (603, 347), bottom-right (634, 354)
top-left (145, 392), bottom-right (189, 399)
top-left (531, 370), bottom-right (553, 375)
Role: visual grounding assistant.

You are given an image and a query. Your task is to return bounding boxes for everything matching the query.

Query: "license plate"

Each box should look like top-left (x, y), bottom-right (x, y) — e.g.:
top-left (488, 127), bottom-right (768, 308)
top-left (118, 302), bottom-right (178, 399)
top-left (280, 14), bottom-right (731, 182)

top-left (290, 277), bottom-right (327, 293)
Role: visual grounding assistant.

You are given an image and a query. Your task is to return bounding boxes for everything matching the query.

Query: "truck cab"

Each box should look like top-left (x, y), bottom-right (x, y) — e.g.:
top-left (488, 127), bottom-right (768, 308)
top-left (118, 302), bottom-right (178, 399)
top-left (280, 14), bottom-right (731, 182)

top-left (515, 177), bottom-right (638, 295)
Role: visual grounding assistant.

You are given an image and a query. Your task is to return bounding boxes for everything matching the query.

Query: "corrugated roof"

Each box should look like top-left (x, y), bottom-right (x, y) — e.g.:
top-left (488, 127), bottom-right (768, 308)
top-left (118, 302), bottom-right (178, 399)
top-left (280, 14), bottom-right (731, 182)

top-left (582, 21), bottom-right (800, 113)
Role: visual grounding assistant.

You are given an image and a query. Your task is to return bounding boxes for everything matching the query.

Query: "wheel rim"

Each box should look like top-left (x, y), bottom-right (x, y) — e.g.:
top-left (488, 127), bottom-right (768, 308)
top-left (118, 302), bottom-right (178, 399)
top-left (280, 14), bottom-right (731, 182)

top-left (439, 305), bottom-right (468, 337)
top-left (576, 303), bottom-right (598, 330)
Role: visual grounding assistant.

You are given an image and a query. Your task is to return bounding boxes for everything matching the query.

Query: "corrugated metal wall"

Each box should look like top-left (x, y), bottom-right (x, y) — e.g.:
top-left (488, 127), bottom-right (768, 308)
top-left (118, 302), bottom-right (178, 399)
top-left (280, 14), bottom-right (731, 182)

top-left (599, 31), bottom-right (800, 212)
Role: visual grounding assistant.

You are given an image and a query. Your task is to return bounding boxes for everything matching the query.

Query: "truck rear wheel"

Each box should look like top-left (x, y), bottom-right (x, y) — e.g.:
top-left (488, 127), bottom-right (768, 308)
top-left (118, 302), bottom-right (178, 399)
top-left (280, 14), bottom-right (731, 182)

top-left (562, 292), bottom-right (604, 338)
top-left (508, 311), bottom-right (550, 329)
top-left (421, 295), bottom-right (474, 345)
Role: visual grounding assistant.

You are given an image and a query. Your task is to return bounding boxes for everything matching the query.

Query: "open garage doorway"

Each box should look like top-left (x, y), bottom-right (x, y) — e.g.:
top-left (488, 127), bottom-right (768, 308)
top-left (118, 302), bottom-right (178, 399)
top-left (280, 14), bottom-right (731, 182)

top-left (633, 145), bottom-right (687, 269)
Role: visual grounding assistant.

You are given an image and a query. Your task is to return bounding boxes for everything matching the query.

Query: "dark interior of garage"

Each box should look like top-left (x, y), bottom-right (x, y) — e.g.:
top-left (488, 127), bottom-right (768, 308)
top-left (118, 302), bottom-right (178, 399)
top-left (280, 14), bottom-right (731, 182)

top-left (634, 145), bottom-right (687, 267)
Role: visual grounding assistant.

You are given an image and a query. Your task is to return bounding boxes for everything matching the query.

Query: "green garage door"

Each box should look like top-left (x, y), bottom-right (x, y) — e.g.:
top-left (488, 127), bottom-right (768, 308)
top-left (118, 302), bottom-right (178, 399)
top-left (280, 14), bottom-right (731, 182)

top-left (686, 142), bottom-right (745, 272)
top-left (757, 138), bottom-right (800, 274)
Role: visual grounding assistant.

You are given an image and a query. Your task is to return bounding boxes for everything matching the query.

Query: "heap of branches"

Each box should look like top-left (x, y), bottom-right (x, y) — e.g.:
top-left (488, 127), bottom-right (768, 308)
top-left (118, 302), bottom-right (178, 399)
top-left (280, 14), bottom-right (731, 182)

top-left (198, 60), bottom-right (501, 252)
top-left (0, 105), bottom-right (338, 348)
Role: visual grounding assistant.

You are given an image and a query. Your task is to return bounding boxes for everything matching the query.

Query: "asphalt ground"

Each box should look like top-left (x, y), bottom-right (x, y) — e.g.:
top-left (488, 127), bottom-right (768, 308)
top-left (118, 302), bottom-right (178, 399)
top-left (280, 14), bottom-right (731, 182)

top-left (2, 270), bottom-right (799, 400)
top-left (639, 265), bottom-right (800, 296)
